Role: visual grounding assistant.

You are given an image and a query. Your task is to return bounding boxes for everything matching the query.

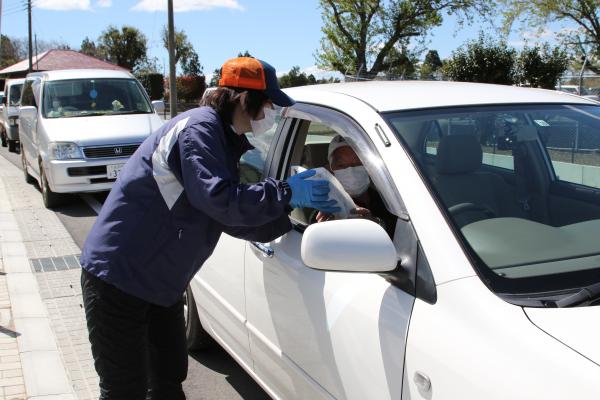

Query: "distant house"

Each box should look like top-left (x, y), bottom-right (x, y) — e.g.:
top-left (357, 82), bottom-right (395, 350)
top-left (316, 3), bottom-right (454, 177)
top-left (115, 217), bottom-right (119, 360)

top-left (0, 49), bottom-right (127, 80)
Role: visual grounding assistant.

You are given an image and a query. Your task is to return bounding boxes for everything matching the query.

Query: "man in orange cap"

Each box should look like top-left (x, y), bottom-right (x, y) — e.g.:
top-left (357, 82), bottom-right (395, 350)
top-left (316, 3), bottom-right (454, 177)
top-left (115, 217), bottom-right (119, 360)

top-left (80, 57), bottom-right (339, 400)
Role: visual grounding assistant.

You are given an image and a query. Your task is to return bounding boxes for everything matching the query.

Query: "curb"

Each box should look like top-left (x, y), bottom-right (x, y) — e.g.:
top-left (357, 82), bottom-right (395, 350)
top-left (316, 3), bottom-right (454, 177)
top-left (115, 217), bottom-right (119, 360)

top-left (0, 177), bottom-right (76, 400)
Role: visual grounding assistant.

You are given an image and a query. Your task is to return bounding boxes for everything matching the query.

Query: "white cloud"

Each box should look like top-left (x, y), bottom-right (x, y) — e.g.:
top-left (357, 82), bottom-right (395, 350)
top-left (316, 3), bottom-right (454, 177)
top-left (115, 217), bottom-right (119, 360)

top-left (132, 0), bottom-right (244, 12)
top-left (34, 0), bottom-right (92, 10)
top-left (96, 0), bottom-right (112, 7)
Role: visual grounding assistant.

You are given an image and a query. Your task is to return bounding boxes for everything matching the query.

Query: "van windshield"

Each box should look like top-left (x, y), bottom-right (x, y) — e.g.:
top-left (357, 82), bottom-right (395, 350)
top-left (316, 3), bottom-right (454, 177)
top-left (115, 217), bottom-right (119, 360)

top-left (384, 104), bottom-right (600, 296)
top-left (43, 78), bottom-right (152, 118)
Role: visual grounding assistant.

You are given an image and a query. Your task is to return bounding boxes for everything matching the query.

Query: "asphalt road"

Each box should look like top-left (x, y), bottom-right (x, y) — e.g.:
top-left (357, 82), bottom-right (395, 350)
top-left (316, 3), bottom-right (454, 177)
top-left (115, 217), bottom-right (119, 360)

top-left (0, 145), bottom-right (269, 400)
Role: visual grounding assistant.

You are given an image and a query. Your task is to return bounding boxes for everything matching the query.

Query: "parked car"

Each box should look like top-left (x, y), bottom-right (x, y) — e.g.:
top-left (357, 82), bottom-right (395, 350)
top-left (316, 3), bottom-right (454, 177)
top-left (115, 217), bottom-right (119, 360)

top-left (185, 81), bottom-right (600, 400)
top-left (19, 69), bottom-right (164, 208)
top-left (556, 84), bottom-right (600, 101)
top-left (0, 78), bottom-right (25, 152)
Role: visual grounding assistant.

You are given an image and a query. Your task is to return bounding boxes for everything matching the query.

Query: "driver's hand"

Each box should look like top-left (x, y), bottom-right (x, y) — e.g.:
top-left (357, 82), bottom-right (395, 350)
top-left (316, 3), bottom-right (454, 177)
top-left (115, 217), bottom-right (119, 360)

top-left (316, 211), bottom-right (335, 223)
top-left (349, 207), bottom-right (372, 218)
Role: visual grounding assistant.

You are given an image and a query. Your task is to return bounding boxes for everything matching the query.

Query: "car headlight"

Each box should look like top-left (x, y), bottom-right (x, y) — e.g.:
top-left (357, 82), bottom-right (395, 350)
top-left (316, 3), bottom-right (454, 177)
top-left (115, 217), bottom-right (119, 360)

top-left (8, 117), bottom-right (18, 127)
top-left (49, 142), bottom-right (84, 160)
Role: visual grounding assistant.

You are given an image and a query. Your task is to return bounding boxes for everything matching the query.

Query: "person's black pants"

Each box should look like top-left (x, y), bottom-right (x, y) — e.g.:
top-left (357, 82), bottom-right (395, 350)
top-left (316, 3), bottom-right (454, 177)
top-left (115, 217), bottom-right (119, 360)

top-left (81, 269), bottom-right (187, 400)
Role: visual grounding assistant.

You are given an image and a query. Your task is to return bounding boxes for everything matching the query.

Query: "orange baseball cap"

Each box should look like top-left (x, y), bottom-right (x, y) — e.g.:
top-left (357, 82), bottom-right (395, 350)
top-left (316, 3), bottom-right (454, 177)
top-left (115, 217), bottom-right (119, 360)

top-left (219, 57), bottom-right (295, 107)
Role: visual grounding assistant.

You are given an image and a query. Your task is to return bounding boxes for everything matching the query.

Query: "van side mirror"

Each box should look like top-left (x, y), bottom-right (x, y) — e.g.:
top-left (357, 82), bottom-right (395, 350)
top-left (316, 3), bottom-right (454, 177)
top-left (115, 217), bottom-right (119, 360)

top-left (1, 96), bottom-right (6, 106)
top-left (151, 100), bottom-right (165, 114)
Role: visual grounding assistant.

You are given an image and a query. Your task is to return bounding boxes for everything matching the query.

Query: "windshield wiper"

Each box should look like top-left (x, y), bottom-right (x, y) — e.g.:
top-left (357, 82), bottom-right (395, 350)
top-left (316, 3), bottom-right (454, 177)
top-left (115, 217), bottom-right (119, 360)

top-left (550, 282), bottom-right (600, 307)
top-left (112, 110), bottom-right (149, 115)
top-left (66, 111), bottom-right (108, 118)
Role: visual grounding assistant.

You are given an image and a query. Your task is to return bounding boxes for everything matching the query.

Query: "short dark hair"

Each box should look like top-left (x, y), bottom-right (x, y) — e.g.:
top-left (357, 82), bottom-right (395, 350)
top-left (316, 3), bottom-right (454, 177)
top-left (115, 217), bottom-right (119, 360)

top-left (200, 87), bottom-right (268, 125)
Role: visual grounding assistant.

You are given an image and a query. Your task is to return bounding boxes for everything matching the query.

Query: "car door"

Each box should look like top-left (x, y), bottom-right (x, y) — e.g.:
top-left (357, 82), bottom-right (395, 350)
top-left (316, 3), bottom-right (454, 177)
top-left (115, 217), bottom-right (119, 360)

top-left (244, 105), bottom-right (417, 400)
top-left (189, 112), bottom-right (286, 370)
top-left (19, 79), bottom-right (40, 175)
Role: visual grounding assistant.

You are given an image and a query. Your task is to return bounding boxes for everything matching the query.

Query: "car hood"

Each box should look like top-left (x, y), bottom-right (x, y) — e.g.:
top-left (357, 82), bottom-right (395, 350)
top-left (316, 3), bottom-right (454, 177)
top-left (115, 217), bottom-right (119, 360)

top-left (41, 113), bottom-right (164, 146)
top-left (525, 306), bottom-right (600, 365)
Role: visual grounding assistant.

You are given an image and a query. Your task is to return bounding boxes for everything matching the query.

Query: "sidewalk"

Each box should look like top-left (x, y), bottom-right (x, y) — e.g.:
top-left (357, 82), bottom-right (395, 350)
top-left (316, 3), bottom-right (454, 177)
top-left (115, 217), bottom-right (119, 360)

top-left (0, 154), bottom-right (99, 400)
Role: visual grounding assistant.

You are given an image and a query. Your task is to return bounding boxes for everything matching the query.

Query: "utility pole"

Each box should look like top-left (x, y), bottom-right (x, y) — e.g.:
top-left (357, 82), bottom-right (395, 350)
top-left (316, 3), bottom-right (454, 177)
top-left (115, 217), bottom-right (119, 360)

top-left (167, 0), bottom-right (177, 118)
top-left (28, 0), bottom-right (33, 72)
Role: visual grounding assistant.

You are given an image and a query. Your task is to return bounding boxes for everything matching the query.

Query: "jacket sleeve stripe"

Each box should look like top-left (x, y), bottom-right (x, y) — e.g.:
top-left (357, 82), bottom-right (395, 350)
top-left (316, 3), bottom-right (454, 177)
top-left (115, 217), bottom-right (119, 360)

top-left (152, 117), bottom-right (191, 210)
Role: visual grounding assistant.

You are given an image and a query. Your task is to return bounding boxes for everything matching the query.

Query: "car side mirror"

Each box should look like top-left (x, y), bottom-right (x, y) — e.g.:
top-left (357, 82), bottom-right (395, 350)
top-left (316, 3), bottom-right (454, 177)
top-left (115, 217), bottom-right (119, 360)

top-left (1, 96), bottom-right (6, 106)
top-left (152, 100), bottom-right (165, 114)
top-left (301, 219), bottom-right (398, 273)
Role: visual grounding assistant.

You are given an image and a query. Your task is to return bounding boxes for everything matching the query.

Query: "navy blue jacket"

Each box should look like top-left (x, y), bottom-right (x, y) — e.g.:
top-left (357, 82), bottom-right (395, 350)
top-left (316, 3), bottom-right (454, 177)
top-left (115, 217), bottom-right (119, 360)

top-left (81, 107), bottom-right (292, 306)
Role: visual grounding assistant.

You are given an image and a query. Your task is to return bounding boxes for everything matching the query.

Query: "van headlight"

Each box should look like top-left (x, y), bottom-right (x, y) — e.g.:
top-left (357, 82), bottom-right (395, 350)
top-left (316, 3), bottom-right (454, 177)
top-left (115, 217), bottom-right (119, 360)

top-left (49, 142), bottom-right (83, 160)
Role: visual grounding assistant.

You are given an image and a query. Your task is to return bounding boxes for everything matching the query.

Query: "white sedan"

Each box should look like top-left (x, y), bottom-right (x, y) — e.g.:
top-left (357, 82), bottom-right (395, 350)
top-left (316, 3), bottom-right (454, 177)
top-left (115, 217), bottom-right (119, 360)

top-left (186, 81), bottom-right (600, 400)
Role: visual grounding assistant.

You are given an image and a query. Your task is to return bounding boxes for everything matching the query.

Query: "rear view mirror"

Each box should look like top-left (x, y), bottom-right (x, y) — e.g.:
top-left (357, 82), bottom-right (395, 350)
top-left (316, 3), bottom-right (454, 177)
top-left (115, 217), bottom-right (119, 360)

top-left (301, 219), bottom-right (398, 273)
top-left (152, 100), bottom-right (165, 114)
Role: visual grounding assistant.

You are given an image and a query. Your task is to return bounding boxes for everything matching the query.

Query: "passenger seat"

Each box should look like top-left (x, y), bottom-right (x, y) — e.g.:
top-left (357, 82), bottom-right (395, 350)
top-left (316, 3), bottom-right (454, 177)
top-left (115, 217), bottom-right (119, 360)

top-left (432, 134), bottom-right (519, 227)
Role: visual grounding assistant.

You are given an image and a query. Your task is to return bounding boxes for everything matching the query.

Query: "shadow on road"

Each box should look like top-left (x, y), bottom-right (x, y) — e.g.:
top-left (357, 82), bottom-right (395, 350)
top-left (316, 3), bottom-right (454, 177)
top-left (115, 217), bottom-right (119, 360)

top-left (188, 347), bottom-right (270, 400)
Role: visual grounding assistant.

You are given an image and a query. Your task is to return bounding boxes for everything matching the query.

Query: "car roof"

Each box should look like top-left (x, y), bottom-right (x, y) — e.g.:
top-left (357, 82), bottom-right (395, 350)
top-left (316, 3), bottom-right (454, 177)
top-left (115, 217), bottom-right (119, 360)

top-left (26, 69), bottom-right (134, 81)
top-left (283, 81), bottom-right (596, 112)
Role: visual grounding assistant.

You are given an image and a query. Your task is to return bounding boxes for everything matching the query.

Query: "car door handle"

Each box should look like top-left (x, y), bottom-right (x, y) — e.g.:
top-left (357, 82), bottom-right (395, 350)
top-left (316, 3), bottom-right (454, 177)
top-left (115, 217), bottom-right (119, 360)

top-left (250, 241), bottom-right (274, 258)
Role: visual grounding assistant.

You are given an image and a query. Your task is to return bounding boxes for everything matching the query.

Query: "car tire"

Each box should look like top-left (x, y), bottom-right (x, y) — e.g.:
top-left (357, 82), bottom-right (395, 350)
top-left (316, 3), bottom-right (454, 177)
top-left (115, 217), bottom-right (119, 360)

top-left (184, 285), bottom-right (213, 351)
top-left (21, 145), bottom-right (35, 184)
top-left (1, 130), bottom-right (6, 147)
top-left (40, 165), bottom-right (64, 208)
top-left (8, 140), bottom-right (17, 153)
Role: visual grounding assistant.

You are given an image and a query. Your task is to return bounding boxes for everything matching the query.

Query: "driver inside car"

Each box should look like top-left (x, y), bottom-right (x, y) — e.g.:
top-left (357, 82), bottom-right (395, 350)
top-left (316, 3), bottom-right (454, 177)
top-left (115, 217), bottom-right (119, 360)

top-left (313, 135), bottom-right (397, 237)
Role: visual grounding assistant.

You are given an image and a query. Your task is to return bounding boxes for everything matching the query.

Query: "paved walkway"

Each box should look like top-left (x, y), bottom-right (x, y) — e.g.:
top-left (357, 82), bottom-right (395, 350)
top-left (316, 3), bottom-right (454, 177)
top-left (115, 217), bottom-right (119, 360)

top-left (0, 154), bottom-right (98, 400)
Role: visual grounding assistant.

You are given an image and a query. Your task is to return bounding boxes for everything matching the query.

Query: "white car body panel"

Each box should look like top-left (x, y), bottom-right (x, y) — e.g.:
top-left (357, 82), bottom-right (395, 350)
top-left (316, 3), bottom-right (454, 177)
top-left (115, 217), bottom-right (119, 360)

top-left (190, 233), bottom-right (252, 368)
top-left (245, 229), bottom-right (412, 400)
top-left (525, 306), bottom-right (600, 365)
top-left (404, 276), bottom-right (600, 400)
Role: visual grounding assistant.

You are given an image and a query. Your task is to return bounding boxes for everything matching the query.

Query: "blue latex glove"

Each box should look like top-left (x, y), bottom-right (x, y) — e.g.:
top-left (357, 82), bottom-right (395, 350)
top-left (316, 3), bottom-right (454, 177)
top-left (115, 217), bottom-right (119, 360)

top-left (287, 169), bottom-right (341, 214)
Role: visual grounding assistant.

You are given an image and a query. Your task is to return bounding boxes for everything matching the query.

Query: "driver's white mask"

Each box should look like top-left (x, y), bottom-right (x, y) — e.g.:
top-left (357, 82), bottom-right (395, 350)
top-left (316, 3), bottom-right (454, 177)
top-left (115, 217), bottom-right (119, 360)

top-left (334, 166), bottom-right (370, 196)
top-left (250, 105), bottom-right (277, 137)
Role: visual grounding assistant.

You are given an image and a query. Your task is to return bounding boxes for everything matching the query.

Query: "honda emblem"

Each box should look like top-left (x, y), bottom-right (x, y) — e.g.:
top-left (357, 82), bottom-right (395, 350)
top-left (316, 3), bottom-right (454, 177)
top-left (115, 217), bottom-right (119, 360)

top-left (114, 147), bottom-right (123, 155)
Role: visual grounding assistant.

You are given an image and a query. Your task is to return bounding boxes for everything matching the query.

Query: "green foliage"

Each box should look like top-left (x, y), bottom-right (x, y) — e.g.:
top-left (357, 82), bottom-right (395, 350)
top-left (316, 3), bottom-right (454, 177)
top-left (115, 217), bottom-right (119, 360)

top-left (316, 0), bottom-right (491, 76)
top-left (516, 44), bottom-right (569, 89)
top-left (209, 68), bottom-right (221, 87)
top-left (136, 73), bottom-right (165, 100)
top-left (80, 37), bottom-right (106, 59)
top-left (279, 66), bottom-right (340, 88)
top-left (161, 27), bottom-right (203, 76)
top-left (0, 35), bottom-right (21, 69)
top-left (443, 34), bottom-right (516, 85)
top-left (501, 0), bottom-right (600, 58)
top-left (99, 26), bottom-right (148, 70)
top-left (420, 49), bottom-right (443, 79)
top-left (237, 50), bottom-right (253, 57)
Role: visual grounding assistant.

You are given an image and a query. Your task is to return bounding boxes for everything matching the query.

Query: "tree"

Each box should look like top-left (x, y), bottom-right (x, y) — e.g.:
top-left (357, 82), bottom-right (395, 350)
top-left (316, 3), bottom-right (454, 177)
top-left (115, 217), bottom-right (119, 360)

top-left (99, 25), bottom-right (148, 70)
top-left (443, 34), bottom-right (516, 84)
top-left (279, 66), bottom-right (341, 88)
top-left (501, 1), bottom-right (600, 57)
top-left (516, 44), bottom-right (569, 89)
top-left (80, 37), bottom-right (105, 59)
top-left (238, 50), bottom-right (253, 57)
top-left (316, 0), bottom-right (490, 77)
top-left (0, 35), bottom-right (21, 69)
top-left (420, 49), bottom-right (443, 79)
top-left (209, 68), bottom-right (221, 87)
top-left (161, 26), bottom-right (203, 76)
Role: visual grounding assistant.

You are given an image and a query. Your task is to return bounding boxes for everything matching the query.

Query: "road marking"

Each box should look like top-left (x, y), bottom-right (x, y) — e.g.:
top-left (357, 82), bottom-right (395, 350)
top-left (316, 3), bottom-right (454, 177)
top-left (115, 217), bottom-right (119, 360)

top-left (80, 194), bottom-right (103, 215)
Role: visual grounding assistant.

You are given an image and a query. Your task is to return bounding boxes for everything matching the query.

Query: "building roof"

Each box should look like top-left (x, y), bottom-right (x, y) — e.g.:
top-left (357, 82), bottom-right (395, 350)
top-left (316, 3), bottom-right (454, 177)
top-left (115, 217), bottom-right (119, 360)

top-left (284, 80), bottom-right (595, 112)
top-left (0, 49), bottom-right (128, 76)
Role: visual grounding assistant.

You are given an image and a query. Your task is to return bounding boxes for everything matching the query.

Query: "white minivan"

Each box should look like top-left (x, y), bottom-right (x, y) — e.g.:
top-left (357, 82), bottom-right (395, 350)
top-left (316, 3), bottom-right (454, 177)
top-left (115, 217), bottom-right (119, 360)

top-left (0, 78), bottom-right (25, 152)
top-left (19, 69), bottom-right (164, 207)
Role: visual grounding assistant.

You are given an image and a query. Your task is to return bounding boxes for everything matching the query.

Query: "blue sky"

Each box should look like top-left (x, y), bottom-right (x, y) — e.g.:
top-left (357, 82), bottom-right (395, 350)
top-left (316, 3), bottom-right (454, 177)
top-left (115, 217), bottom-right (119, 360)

top-left (0, 0), bottom-right (574, 79)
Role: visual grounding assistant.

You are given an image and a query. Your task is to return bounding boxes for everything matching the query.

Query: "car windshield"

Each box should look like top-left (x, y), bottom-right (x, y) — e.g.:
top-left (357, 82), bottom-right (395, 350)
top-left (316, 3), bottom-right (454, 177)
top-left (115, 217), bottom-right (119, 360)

top-left (384, 104), bottom-right (600, 295)
top-left (42, 78), bottom-right (152, 118)
top-left (9, 84), bottom-right (22, 106)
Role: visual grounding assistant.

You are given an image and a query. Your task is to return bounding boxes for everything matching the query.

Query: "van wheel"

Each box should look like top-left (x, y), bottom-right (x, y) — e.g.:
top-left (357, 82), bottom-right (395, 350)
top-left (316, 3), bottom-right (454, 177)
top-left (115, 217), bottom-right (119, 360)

top-left (21, 146), bottom-right (34, 184)
top-left (183, 285), bottom-right (213, 351)
top-left (40, 166), bottom-right (64, 208)
top-left (8, 140), bottom-right (17, 153)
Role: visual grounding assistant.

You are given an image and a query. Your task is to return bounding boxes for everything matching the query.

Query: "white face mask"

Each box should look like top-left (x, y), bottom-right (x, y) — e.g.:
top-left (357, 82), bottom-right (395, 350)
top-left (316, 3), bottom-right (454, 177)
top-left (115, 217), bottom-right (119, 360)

top-left (250, 106), bottom-right (277, 137)
top-left (333, 166), bottom-right (370, 196)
